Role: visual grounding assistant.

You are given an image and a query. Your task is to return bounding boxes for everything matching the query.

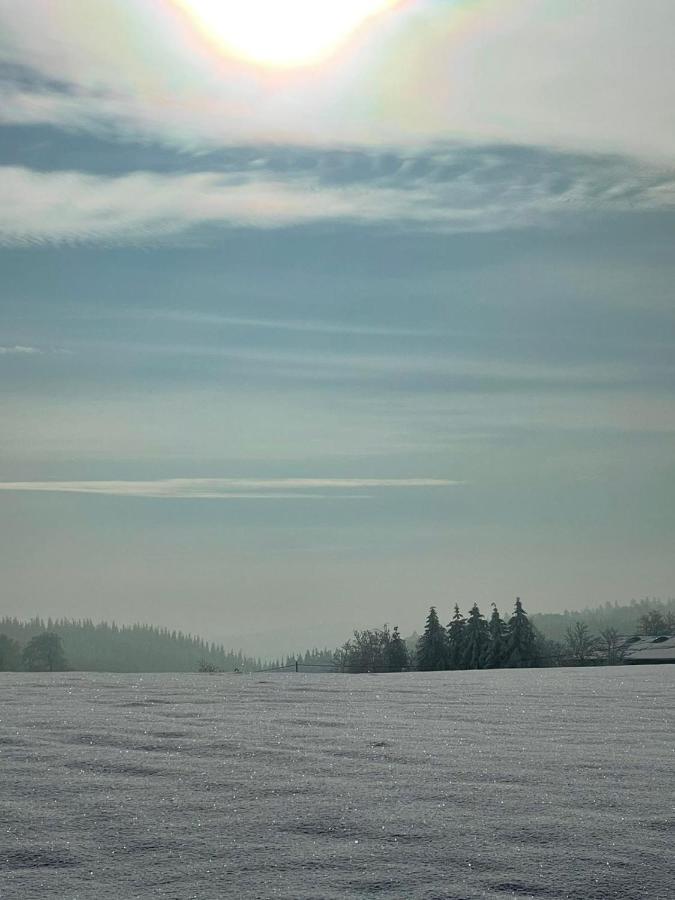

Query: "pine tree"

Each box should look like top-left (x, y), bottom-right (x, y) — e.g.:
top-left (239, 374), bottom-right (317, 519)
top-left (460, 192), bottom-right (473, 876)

top-left (505, 597), bottom-right (539, 667)
top-left (461, 603), bottom-right (488, 669)
top-left (416, 607), bottom-right (447, 671)
top-left (446, 604), bottom-right (466, 670)
top-left (483, 604), bottom-right (507, 668)
top-left (385, 626), bottom-right (410, 672)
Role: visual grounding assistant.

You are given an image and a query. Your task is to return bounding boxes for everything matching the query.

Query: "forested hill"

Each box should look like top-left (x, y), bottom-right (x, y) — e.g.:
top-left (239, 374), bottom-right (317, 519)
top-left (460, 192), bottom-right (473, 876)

top-left (0, 618), bottom-right (265, 673)
top-left (529, 597), bottom-right (675, 642)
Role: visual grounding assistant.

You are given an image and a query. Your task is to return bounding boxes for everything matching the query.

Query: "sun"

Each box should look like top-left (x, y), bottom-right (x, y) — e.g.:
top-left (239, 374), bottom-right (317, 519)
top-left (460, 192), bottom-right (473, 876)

top-left (174, 0), bottom-right (398, 69)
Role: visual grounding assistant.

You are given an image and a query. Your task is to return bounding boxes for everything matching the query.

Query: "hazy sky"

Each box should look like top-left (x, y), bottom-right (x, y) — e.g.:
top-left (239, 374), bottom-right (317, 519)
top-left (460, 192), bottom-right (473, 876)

top-left (1, 0), bottom-right (674, 654)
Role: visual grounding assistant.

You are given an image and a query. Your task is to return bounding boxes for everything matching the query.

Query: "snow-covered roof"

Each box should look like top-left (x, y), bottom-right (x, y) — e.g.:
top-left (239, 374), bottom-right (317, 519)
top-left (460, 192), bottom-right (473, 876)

top-left (624, 635), bottom-right (675, 663)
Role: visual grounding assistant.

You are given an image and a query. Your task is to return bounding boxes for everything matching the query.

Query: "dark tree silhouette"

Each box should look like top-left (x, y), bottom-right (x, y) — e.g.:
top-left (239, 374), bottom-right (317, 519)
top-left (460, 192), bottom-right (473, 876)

top-left (385, 626), bottom-right (410, 672)
top-left (0, 634), bottom-right (21, 671)
top-left (446, 604), bottom-right (466, 670)
top-left (482, 604), bottom-right (508, 668)
top-left (336, 627), bottom-right (392, 673)
top-left (462, 603), bottom-right (489, 669)
top-left (416, 607), bottom-right (447, 671)
top-left (22, 632), bottom-right (67, 672)
top-left (505, 598), bottom-right (539, 667)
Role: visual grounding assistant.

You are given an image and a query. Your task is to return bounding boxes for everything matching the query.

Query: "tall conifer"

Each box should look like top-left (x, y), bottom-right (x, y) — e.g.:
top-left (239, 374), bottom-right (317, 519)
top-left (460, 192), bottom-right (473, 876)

top-left (461, 603), bottom-right (489, 669)
top-left (505, 597), bottom-right (539, 667)
top-left (416, 607), bottom-right (447, 671)
top-left (446, 604), bottom-right (466, 670)
top-left (483, 604), bottom-right (507, 668)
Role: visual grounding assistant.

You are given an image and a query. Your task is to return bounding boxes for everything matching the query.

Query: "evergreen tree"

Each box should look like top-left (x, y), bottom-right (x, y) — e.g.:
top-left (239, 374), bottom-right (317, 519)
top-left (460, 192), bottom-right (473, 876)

top-left (482, 604), bottom-right (507, 668)
top-left (22, 632), bottom-right (67, 672)
top-left (505, 597), bottom-right (539, 667)
top-left (385, 626), bottom-right (409, 672)
top-left (446, 604), bottom-right (466, 670)
top-left (461, 603), bottom-right (489, 669)
top-left (416, 607), bottom-right (447, 671)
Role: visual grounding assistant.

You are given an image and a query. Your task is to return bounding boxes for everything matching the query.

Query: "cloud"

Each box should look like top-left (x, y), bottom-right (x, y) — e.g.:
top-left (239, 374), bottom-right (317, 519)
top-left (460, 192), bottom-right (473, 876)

top-left (128, 310), bottom-right (441, 338)
top-left (0, 345), bottom-right (41, 354)
top-left (1, 149), bottom-right (673, 245)
top-left (0, 477), bottom-right (459, 499)
top-left (78, 340), bottom-right (662, 392)
top-left (1, 1), bottom-right (674, 160)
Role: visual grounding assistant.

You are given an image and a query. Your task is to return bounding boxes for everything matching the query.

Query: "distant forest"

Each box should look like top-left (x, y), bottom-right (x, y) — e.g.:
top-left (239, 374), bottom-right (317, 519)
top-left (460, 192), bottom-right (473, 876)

top-left (0, 597), bottom-right (672, 673)
top-left (0, 618), bottom-right (266, 673)
top-left (290, 596), bottom-right (675, 674)
top-left (529, 597), bottom-right (675, 642)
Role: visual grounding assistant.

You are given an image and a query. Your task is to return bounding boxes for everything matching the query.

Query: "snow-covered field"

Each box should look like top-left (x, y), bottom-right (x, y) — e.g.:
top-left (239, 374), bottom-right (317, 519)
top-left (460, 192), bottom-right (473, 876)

top-left (1, 667), bottom-right (673, 899)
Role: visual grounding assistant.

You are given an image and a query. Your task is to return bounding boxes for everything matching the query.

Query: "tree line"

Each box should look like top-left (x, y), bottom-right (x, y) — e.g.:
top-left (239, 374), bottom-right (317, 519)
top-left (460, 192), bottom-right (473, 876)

top-left (0, 617), bottom-right (263, 673)
top-left (334, 598), bottom-right (543, 673)
top-left (529, 597), bottom-right (675, 643)
top-left (331, 598), bottom-right (675, 674)
top-left (0, 631), bottom-right (67, 672)
top-left (1, 599), bottom-right (672, 674)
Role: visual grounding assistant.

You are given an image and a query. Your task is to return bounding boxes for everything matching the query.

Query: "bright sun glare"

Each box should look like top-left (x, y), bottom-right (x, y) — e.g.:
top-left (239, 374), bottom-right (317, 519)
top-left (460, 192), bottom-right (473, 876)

top-left (175, 0), bottom-right (397, 68)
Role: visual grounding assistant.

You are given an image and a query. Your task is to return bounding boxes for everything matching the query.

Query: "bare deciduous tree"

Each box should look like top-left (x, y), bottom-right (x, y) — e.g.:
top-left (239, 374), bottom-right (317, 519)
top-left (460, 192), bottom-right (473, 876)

top-left (564, 622), bottom-right (600, 665)
top-left (599, 627), bottom-right (624, 665)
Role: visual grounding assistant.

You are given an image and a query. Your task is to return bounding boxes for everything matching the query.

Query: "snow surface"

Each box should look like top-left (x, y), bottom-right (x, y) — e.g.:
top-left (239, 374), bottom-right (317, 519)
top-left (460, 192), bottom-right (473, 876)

top-left (0, 667), bottom-right (673, 899)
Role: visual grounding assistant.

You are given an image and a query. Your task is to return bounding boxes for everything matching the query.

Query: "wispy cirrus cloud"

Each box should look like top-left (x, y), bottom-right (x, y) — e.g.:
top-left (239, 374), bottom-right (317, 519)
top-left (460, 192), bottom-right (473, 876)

top-left (0, 345), bottom-right (41, 355)
top-left (0, 477), bottom-right (459, 500)
top-left (1, 149), bottom-right (673, 246)
top-left (126, 309), bottom-right (442, 338)
top-left (0, 345), bottom-right (74, 356)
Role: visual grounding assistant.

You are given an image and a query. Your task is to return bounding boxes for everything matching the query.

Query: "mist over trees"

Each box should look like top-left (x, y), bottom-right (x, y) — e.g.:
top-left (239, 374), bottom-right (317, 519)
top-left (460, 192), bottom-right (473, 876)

top-left (529, 597), bottom-right (675, 642)
top-left (0, 618), bottom-right (263, 673)
top-left (638, 608), bottom-right (675, 636)
top-left (22, 632), bottom-right (67, 672)
top-left (0, 597), bottom-right (672, 674)
top-left (0, 634), bottom-right (21, 671)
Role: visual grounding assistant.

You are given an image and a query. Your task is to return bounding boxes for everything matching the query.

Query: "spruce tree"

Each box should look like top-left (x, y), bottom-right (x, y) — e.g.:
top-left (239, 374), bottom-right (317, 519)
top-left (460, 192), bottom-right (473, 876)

top-left (461, 603), bottom-right (489, 669)
top-left (385, 626), bottom-right (410, 672)
top-left (446, 604), bottom-right (466, 670)
top-left (504, 597), bottom-right (539, 667)
top-left (416, 607), bottom-right (447, 671)
top-left (483, 604), bottom-right (507, 668)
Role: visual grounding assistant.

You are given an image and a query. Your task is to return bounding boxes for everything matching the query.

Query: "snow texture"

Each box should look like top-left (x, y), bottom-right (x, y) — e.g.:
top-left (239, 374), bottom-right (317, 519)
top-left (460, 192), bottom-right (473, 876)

top-left (0, 667), bottom-right (673, 899)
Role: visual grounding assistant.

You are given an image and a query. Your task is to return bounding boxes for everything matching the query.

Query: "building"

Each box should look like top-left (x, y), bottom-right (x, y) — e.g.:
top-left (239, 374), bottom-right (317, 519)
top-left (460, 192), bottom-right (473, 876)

top-left (624, 635), bottom-right (675, 664)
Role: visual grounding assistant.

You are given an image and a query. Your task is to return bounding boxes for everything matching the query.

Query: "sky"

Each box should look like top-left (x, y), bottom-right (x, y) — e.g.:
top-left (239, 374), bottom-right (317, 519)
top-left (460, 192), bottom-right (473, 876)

top-left (1, 0), bottom-right (674, 655)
